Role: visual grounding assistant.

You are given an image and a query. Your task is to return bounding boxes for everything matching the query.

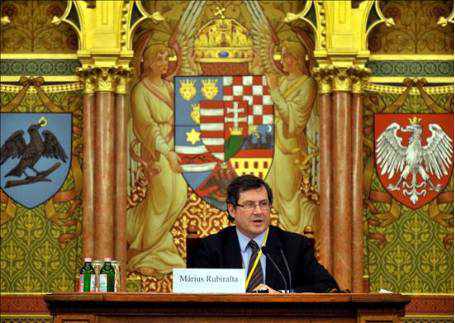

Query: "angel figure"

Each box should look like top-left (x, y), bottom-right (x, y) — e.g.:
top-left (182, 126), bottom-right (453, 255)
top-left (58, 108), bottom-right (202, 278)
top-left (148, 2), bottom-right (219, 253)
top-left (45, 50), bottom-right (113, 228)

top-left (127, 1), bottom-right (204, 276)
top-left (246, 1), bottom-right (318, 233)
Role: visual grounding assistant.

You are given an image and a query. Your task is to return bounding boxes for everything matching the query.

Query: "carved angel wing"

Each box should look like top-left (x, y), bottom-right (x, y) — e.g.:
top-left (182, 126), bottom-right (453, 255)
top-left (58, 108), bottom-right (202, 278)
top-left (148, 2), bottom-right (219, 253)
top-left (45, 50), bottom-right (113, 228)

top-left (42, 130), bottom-right (68, 162)
top-left (245, 0), bottom-right (281, 75)
top-left (0, 130), bottom-right (27, 165)
top-left (170, 0), bottom-right (206, 76)
top-left (422, 123), bottom-right (453, 179)
top-left (375, 122), bottom-right (407, 179)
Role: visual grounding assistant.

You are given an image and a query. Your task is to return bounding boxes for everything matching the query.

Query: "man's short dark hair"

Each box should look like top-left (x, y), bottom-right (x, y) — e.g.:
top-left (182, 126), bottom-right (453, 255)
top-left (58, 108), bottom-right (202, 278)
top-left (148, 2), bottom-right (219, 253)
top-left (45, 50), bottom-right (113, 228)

top-left (226, 175), bottom-right (273, 221)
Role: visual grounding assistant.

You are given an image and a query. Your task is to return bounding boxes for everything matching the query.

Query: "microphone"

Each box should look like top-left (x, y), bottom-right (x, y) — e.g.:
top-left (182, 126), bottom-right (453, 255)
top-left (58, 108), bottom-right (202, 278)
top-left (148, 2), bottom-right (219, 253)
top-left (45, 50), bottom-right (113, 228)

top-left (261, 246), bottom-right (288, 293)
top-left (279, 248), bottom-right (293, 293)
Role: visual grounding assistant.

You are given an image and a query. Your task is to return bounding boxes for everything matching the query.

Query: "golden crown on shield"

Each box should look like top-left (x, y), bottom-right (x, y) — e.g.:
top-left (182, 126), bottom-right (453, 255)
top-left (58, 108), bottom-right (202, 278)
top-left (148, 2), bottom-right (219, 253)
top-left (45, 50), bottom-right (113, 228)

top-left (194, 9), bottom-right (253, 63)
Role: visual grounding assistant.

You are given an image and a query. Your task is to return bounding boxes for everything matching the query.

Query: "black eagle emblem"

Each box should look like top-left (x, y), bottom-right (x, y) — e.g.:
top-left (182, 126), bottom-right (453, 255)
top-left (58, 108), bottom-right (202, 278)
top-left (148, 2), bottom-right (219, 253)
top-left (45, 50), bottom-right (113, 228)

top-left (0, 118), bottom-right (67, 188)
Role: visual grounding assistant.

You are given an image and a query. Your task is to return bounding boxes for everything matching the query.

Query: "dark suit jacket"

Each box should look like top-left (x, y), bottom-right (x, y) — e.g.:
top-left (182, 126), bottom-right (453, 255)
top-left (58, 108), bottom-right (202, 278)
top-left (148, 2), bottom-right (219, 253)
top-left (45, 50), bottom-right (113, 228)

top-left (187, 225), bottom-right (339, 292)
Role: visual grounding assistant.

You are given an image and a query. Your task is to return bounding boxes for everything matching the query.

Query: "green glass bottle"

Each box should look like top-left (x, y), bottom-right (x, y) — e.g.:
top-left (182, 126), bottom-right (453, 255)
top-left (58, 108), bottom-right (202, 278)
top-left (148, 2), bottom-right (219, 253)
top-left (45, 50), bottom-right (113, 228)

top-left (79, 258), bottom-right (95, 292)
top-left (99, 258), bottom-right (116, 292)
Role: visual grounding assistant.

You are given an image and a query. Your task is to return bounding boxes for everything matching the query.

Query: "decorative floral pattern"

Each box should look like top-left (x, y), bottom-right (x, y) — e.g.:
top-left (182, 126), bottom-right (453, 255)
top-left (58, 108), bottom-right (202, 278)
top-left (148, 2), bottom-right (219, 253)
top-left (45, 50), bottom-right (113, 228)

top-left (363, 90), bottom-right (453, 293)
top-left (0, 89), bottom-right (83, 292)
top-left (369, 0), bottom-right (453, 54)
top-left (0, 0), bottom-right (78, 52)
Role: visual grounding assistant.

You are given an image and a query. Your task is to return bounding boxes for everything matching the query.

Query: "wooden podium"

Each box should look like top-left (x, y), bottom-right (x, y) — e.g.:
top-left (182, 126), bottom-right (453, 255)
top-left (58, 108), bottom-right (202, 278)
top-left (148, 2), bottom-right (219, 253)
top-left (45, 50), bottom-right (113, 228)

top-left (45, 293), bottom-right (410, 323)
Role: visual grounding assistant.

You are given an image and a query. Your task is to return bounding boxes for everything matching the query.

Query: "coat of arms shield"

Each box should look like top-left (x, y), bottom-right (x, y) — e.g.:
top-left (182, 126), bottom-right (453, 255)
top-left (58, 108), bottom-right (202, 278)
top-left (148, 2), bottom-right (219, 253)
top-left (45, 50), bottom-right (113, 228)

top-left (0, 113), bottom-right (72, 208)
top-left (374, 113), bottom-right (453, 209)
top-left (174, 76), bottom-right (275, 210)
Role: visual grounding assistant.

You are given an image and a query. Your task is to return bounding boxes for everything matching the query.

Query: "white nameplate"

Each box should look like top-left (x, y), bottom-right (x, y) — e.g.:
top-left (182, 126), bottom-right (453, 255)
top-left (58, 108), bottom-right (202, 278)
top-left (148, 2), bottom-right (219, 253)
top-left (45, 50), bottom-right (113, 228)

top-left (173, 268), bottom-right (245, 294)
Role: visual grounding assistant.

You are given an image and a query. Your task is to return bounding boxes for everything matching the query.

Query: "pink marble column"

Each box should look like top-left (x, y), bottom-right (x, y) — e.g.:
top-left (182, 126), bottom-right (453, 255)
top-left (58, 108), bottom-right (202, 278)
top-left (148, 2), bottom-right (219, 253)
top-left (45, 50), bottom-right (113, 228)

top-left (351, 92), bottom-right (364, 292)
top-left (317, 92), bottom-right (332, 272)
top-left (82, 92), bottom-right (95, 259)
top-left (114, 93), bottom-right (127, 291)
top-left (93, 92), bottom-right (116, 260)
top-left (331, 91), bottom-right (353, 290)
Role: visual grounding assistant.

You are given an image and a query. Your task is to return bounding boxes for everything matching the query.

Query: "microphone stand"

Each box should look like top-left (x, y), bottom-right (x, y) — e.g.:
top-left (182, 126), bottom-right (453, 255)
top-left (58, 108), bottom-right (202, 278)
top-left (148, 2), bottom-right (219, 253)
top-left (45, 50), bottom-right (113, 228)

top-left (279, 249), bottom-right (293, 293)
top-left (261, 247), bottom-right (289, 293)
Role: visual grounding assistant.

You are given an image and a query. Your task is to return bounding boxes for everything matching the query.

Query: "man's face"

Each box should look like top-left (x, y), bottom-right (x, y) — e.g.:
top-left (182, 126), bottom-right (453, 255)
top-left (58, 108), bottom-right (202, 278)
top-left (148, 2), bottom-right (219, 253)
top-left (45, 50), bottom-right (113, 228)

top-left (228, 186), bottom-right (271, 239)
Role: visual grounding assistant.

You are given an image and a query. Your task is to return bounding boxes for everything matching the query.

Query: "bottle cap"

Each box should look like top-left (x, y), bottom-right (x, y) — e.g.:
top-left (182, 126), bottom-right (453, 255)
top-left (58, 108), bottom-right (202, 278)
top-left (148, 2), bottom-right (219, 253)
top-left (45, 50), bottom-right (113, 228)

top-left (104, 257), bottom-right (112, 261)
top-left (84, 257), bottom-right (92, 262)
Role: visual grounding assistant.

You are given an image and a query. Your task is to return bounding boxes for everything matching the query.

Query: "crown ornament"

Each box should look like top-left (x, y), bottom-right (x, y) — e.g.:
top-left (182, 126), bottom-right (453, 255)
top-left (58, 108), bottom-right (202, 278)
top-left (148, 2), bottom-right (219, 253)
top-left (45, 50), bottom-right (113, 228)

top-left (194, 8), bottom-right (253, 63)
top-left (408, 116), bottom-right (422, 125)
top-left (229, 127), bottom-right (243, 136)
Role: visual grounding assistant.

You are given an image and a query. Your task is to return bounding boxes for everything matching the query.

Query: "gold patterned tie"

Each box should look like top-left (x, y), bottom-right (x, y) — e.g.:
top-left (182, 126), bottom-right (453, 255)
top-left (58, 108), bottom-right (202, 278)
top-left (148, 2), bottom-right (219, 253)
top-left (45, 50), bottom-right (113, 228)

top-left (246, 240), bottom-right (263, 292)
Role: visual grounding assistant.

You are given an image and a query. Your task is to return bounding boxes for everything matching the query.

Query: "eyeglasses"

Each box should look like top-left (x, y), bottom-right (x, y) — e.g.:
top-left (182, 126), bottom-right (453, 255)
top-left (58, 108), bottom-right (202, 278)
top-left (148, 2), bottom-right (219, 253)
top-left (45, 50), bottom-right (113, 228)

top-left (236, 200), bottom-right (270, 211)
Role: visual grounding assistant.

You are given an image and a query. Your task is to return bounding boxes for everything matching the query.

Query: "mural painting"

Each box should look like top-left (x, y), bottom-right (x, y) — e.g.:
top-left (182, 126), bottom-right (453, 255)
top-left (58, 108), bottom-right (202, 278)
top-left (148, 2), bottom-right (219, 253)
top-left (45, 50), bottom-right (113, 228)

top-left (126, 0), bottom-right (319, 291)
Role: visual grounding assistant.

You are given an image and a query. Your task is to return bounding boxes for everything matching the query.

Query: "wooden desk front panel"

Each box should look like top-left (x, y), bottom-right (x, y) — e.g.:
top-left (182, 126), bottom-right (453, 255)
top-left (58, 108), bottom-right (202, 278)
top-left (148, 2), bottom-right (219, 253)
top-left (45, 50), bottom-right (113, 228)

top-left (47, 293), bottom-right (409, 323)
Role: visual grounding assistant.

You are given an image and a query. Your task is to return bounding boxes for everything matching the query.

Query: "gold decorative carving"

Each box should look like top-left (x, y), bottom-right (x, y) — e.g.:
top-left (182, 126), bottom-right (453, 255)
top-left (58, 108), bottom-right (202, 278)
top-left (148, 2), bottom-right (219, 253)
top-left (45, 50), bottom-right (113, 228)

top-left (76, 68), bottom-right (97, 94)
top-left (0, 83), bottom-right (83, 94)
top-left (114, 67), bottom-right (133, 94)
top-left (120, 1), bottom-right (130, 51)
top-left (365, 83), bottom-right (454, 95)
top-left (94, 67), bottom-right (117, 92)
top-left (313, 66), bottom-right (335, 94)
top-left (313, 66), bottom-right (371, 94)
top-left (349, 67), bottom-right (371, 94)
top-left (316, 1), bottom-right (327, 49)
top-left (77, 66), bottom-right (133, 94)
top-left (332, 67), bottom-right (352, 92)
top-left (76, 67), bottom-right (128, 93)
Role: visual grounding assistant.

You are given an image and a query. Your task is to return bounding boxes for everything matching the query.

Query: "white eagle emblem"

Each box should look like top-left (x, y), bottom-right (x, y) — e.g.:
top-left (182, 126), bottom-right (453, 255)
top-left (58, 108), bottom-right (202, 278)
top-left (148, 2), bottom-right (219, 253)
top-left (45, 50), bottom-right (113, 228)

top-left (376, 117), bottom-right (453, 205)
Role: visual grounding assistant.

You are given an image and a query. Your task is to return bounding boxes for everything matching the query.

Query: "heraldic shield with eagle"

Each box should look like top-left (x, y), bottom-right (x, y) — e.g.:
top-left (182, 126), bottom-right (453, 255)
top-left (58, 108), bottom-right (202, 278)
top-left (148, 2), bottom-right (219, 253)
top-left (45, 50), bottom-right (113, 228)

top-left (175, 76), bottom-right (274, 210)
top-left (375, 114), bottom-right (453, 209)
top-left (0, 113), bottom-right (72, 208)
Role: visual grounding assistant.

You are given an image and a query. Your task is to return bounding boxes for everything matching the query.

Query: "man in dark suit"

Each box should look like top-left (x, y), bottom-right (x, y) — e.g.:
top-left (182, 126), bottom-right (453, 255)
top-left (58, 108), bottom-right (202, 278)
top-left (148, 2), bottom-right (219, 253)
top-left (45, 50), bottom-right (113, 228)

top-left (188, 175), bottom-right (339, 293)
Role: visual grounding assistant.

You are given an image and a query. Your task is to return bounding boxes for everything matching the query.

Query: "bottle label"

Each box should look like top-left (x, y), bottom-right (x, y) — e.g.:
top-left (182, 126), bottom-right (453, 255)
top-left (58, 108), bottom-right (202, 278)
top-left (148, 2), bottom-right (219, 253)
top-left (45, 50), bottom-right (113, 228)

top-left (99, 274), bottom-right (108, 292)
top-left (90, 274), bottom-right (96, 292)
top-left (79, 274), bottom-right (84, 292)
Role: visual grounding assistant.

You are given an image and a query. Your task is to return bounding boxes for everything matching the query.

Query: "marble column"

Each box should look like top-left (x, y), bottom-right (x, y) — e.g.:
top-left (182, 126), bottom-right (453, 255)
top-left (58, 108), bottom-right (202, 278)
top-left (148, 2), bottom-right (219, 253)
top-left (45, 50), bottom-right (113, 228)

top-left (80, 72), bottom-right (96, 259)
top-left (313, 65), bottom-right (369, 291)
top-left (331, 69), bottom-right (353, 290)
top-left (313, 68), bottom-right (333, 271)
top-left (114, 70), bottom-right (129, 291)
top-left (351, 69), bottom-right (369, 292)
top-left (78, 66), bottom-right (131, 291)
top-left (93, 69), bottom-right (116, 261)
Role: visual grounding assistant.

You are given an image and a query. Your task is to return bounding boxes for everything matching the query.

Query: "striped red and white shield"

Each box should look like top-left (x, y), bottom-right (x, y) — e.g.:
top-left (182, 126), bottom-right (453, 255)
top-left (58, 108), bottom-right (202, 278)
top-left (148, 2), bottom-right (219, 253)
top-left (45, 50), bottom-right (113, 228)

top-left (199, 100), bottom-right (225, 161)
